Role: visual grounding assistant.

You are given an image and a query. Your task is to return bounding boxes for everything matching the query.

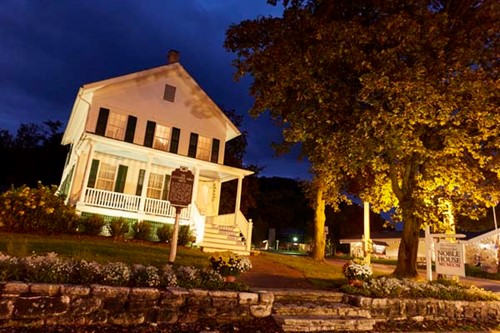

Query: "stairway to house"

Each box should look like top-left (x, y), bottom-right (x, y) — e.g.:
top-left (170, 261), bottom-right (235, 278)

top-left (201, 220), bottom-right (250, 255)
top-left (268, 289), bottom-right (380, 332)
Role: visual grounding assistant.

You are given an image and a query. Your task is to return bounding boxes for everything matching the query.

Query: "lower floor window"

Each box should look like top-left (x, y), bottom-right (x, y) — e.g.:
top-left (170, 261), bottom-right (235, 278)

top-left (147, 173), bottom-right (164, 199)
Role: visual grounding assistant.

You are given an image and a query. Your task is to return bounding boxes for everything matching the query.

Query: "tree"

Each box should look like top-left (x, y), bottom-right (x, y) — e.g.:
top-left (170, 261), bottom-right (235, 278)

top-left (225, 0), bottom-right (499, 276)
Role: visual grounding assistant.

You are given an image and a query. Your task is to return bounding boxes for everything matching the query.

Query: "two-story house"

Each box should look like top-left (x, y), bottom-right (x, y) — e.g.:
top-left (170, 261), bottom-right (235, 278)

top-left (58, 50), bottom-right (253, 254)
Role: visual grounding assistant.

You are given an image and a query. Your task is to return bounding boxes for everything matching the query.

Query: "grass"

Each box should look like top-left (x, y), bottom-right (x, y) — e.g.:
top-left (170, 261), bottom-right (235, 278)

top-left (0, 232), bottom-right (211, 269)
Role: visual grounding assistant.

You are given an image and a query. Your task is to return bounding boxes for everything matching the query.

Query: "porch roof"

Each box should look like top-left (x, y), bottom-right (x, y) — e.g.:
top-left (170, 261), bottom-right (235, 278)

top-left (84, 133), bottom-right (253, 182)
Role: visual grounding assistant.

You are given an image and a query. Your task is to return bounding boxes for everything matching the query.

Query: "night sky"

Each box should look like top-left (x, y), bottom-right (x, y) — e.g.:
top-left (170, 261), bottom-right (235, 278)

top-left (0, 0), bottom-right (310, 179)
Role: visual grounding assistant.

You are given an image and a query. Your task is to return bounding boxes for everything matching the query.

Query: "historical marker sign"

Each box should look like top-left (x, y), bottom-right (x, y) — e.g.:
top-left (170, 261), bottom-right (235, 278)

top-left (168, 168), bottom-right (194, 207)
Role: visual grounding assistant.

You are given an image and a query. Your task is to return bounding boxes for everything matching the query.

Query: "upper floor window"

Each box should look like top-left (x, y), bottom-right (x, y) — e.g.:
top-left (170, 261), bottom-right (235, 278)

top-left (196, 135), bottom-right (211, 161)
top-left (105, 112), bottom-right (127, 140)
top-left (153, 124), bottom-right (171, 151)
top-left (163, 84), bottom-right (176, 102)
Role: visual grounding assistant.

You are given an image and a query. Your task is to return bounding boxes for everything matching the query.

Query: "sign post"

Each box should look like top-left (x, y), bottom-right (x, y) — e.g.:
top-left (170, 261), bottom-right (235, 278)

top-left (167, 167), bottom-right (194, 263)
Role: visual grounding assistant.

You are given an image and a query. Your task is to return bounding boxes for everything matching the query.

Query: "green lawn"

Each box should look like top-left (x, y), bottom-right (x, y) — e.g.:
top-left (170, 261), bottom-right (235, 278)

top-left (0, 232), bottom-right (211, 269)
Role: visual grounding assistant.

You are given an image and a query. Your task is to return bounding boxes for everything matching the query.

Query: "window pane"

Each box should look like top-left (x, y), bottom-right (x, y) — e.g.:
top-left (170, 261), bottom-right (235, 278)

top-left (147, 173), bottom-right (164, 199)
top-left (153, 124), bottom-right (171, 151)
top-left (95, 162), bottom-right (116, 191)
top-left (105, 112), bottom-right (127, 140)
top-left (196, 135), bottom-right (211, 161)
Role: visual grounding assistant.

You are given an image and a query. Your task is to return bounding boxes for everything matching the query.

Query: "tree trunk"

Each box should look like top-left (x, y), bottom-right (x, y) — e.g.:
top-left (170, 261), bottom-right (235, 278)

top-left (311, 185), bottom-right (326, 261)
top-left (393, 201), bottom-right (420, 277)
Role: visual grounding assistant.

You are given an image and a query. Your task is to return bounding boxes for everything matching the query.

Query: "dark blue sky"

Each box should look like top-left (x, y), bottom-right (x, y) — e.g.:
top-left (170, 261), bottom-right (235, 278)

top-left (0, 0), bottom-right (310, 179)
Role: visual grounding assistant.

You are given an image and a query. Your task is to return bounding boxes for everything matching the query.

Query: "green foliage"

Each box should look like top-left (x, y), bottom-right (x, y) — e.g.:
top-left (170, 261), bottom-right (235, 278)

top-left (209, 251), bottom-right (252, 277)
top-left (107, 217), bottom-right (129, 239)
top-left (156, 223), bottom-right (173, 243)
top-left (131, 221), bottom-right (152, 241)
top-left (78, 214), bottom-right (105, 236)
top-left (178, 225), bottom-right (195, 246)
top-left (0, 183), bottom-right (78, 234)
top-left (225, 0), bottom-right (500, 276)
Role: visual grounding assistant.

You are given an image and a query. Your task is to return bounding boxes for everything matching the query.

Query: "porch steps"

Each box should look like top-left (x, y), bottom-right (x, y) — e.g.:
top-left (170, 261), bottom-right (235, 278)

top-left (201, 222), bottom-right (249, 255)
top-left (267, 289), bottom-right (379, 332)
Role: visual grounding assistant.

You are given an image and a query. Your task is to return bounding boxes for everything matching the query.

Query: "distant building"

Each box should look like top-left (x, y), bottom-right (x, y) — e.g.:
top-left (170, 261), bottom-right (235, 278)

top-left (58, 50), bottom-right (253, 254)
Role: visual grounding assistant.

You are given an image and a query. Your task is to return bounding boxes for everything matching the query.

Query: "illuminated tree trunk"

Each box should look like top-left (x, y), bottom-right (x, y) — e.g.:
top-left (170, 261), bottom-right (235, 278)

top-left (311, 183), bottom-right (326, 261)
top-left (393, 200), bottom-right (419, 277)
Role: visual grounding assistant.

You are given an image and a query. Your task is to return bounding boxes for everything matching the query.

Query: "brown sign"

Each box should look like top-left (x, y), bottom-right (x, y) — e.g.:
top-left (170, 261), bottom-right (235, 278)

top-left (168, 168), bottom-right (194, 207)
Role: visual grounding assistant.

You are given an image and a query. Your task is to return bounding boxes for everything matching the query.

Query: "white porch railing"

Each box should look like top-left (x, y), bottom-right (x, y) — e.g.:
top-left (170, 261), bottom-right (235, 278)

top-left (85, 188), bottom-right (140, 211)
top-left (84, 188), bottom-right (191, 219)
top-left (144, 197), bottom-right (191, 219)
top-left (212, 211), bottom-right (253, 251)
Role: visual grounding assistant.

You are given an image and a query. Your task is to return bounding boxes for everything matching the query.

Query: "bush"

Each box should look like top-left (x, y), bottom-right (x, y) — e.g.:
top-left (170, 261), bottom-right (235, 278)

top-left (131, 264), bottom-right (160, 287)
top-left (101, 262), bottom-right (131, 286)
top-left (131, 221), bottom-right (152, 241)
top-left (0, 183), bottom-right (78, 234)
top-left (78, 214), bottom-right (105, 236)
top-left (178, 225), bottom-right (195, 246)
top-left (156, 224), bottom-right (173, 243)
top-left (107, 217), bottom-right (129, 239)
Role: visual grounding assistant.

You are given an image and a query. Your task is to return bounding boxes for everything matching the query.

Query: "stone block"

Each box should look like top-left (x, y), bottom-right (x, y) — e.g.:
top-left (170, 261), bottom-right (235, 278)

top-left (13, 296), bottom-right (70, 319)
top-left (91, 285), bottom-right (129, 313)
top-left (208, 291), bottom-right (238, 299)
top-left (130, 288), bottom-right (160, 301)
top-left (0, 300), bottom-right (14, 320)
top-left (250, 304), bottom-right (272, 318)
top-left (61, 285), bottom-right (90, 296)
top-left (156, 309), bottom-right (178, 324)
top-left (239, 292), bottom-right (258, 305)
top-left (29, 283), bottom-right (60, 296)
top-left (258, 292), bottom-right (274, 305)
top-left (211, 297), bottom-right (238, 310)
top-left (68, 297), bottom-right (102, 316)
top-left (108, 311), bottom-right (145, 325)
top-left (85, 308), bottom-right (108, 325)
top-left (190, 289), bottom-right (209, 297)
top-left (160, 288), bottom-right (188, 306)
top-left (3, 283), bottom-right (28, 295)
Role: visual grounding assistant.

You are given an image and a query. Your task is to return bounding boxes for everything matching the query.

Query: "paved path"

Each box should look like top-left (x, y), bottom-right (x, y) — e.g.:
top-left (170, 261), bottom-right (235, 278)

top-left (327, 258), bottom-right (500, 293)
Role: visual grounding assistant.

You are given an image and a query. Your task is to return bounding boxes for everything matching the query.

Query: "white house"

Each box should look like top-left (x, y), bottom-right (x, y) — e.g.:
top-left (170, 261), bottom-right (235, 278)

top-left (58, 50), bottom-right (253, 254)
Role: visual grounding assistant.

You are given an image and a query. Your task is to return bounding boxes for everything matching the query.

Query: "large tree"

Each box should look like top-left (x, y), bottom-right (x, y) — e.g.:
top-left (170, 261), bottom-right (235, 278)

top-left (225, 0), bottom-right (499, 276)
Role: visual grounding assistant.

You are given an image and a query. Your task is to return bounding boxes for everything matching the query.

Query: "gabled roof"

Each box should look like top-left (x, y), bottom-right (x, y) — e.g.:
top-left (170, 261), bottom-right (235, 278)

top-left (62, 61), bottom-right (240, 145)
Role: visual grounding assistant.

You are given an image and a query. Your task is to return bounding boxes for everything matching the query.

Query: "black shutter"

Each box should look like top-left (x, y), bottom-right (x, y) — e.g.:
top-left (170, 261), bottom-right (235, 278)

top-left (124, 116), bottom-right (137, 143)
top-left (114, 165), bottom-right (128, 193)
top-left (211, 138), bottom-right (220, 163)
top-left (188, 133), bottom-right (198, 158)
top-left (136, 169), bottom-right (145, 196)
top-left (87, 159), bottom-right (100, 188)
top-left (144, 121), bottom-right (156, 147)
top-left (169, 127), bottom-right (180, 153)
top-left (161, 175), bottom-right (171, 201)
top-left (95, 108), bottom-right (109, 136)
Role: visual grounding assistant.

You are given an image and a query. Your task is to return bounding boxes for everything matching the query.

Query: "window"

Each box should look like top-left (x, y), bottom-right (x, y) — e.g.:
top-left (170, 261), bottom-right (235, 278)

top-left (105, 112), bottom-right (127, 140)
top-left (196, 135), bottom-right (211, 161)
top-left (147, 173), bottom-right (164, 199)
top-left (153, 124), bottom-right (171, 151)
top-left (163, 84), bottom-right (176, 102)
top-left (95, 162), bottom-right (116, 191)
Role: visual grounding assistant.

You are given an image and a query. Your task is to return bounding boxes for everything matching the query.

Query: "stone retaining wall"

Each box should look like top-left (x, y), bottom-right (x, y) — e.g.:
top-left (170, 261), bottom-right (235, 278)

top-left (0, 282), bottom-right (273, 327)
top-left (344, 294), bottom-right (500, 323)
top-left (0, 282), bottom-right (499, 328)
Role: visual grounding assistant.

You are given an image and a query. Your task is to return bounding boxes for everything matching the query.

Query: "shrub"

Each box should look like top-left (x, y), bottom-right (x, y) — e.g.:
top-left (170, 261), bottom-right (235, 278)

top-left (72, 260), bottom-right (102, 285)
top-left (175, 266), bottom-right (201, 289)
top-left (107, 217), bottom-right (129, 239)
top-left (131, 264), bottom-right (161, 287)
top-left (22, 252), bottom-right (73, 284)
top-left (131, 221), bottom-right (152, 241)
top-left (178, 225), bottom-right (195, 246)
top-left (156, 224), bottom-right (173, 243)
top-left (161, 264), bottom-right (178, 287)
top-left (209, 251), bottom-right (252, 277)
top-left (0, 183), bottom-right (78, 234)
top-left (78, 214), bottom-right (105, 236)
top-left (101, 262), bottom-right (131, 286)
top-left (342, 259), bottom-right (372, 281)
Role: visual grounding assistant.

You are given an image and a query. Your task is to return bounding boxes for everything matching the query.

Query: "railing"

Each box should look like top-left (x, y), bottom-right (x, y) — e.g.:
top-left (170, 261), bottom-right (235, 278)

top-left (212, 211), bottom-right (253, 252)
top-left (84, 188), bottom-right (190, 219)
top-left (85, 188), bottom-right (140, 211)
top-left (144, 197), bottom-right (191, 219)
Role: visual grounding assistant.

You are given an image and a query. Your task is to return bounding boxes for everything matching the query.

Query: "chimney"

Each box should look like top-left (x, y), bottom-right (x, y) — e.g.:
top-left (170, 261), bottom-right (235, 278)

top-left (167, 49), bottom-right (180, 64)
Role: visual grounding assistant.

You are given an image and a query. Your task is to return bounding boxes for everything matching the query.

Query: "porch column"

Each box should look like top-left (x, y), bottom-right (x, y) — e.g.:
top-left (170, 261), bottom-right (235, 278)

top-left (78, 141), bottom-right (95, 204)
top-left (234, 176), bottom-right (243, 224)
top-left (191, 167), bottom-right (200, 207)
top-left (138, 154), bottom-right (153, 214)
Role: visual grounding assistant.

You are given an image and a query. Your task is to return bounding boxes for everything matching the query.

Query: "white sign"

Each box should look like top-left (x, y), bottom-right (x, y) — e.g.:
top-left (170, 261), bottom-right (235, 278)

top-left (435, 241), bottom-right (465, 277)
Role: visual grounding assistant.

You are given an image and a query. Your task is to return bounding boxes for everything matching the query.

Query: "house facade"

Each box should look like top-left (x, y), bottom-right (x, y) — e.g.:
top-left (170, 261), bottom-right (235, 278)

top-left (58, 50), bottom-right (253, 254)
